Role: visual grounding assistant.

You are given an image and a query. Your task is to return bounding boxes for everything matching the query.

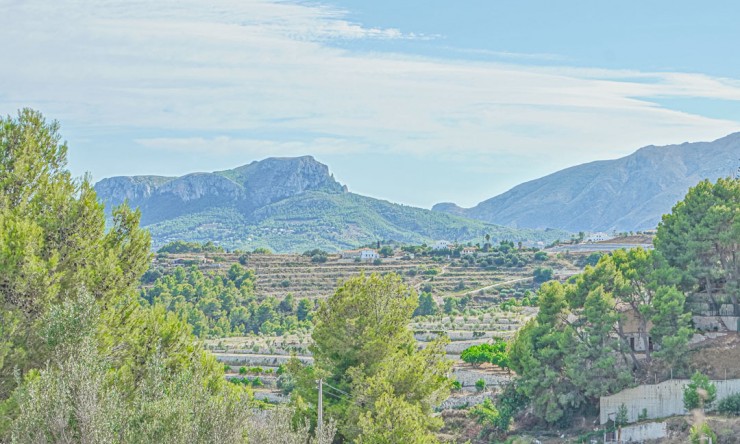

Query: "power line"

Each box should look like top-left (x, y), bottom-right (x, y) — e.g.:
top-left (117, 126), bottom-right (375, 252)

top-left (322, 390), bottom-right (344, 401)
top-left (323, 381), bottom-right (351, 397)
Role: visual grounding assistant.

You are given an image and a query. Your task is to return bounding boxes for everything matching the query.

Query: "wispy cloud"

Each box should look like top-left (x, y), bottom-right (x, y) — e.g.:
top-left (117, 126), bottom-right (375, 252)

top-left (136, 135), bottom-right (368, 157)
top-left (2, 0), bottom-right (740, 206)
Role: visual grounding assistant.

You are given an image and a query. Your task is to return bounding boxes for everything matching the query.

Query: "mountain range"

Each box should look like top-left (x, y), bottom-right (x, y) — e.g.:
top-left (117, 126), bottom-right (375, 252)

top-left (95, 133), bottom-right (740, 252)
top-left (94, 156), bottom-right (565, 252)
top-left (433, 133), bottom-right (740, 232)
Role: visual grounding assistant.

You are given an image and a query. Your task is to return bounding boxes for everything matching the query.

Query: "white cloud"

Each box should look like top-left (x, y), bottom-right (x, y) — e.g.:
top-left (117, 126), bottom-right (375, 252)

top-left (2, 0), bottom-right (740, 205)
top-left (136, 135), bottom-right (367, 157)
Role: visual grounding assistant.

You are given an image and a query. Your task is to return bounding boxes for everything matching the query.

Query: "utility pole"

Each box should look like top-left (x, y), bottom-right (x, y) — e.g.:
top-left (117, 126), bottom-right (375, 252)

top-left (318, 379), bottom-right (323, 436)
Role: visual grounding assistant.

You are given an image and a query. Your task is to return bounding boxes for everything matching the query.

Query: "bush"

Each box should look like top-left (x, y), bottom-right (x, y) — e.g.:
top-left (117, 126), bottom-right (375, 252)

top-left (684, 371), bottom-right (717, 411)
top-left (475, 379), bottom-right (486, 392)
top-left (718, 393), bottom-right (740, 416)
top-left (638, 408), bottom-right (648, 421)
top-left (615, 404), bottom-right (628, 426)
top-left (690, 423), bottom-right (717, 444)
top-left (470, 398), bottom-right (499, 425)
top-left (533, 267), bottom-right (554, 283)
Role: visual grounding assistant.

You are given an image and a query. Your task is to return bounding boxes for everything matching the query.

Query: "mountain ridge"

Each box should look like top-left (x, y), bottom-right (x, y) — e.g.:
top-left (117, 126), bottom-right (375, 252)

top-left (433, 132), bottom-right (740, 232)
top-left (95, 156), bottom-right (566, 252)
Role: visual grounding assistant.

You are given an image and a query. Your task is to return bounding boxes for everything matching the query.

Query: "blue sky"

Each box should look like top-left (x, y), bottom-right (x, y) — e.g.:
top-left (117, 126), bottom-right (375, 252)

top-left (2, 0), bottom-right (740, 208)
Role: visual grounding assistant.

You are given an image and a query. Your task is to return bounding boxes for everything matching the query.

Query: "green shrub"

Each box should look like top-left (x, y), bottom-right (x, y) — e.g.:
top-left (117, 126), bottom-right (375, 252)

top-left (718, 393), bottom-right (740, 416)
top-left (475, 379), bottom-right (486, 392)
top-left (615, 404), bottom-right (628, 426)
top-left (684, 371), bottom-right (717, 411)
top-left (690, 423), bottom-right (717, 444)
top-left (638, 408), bottom-right (648, 421)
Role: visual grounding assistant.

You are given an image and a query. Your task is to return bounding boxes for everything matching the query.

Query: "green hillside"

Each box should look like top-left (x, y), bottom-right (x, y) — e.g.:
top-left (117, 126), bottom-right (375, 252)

top-left (147, 191), bottom-right (567, 252)
top-left (95, 157), bottom-right (568, 252)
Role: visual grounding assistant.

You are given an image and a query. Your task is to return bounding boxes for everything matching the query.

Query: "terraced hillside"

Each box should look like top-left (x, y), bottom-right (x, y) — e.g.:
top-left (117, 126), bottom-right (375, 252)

top-left (149, 250), bottom-right (578, 301)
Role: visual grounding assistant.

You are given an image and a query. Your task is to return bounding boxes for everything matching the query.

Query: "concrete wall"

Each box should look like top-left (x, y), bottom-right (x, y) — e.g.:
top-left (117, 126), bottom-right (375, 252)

top-left (600, 378), bottom-right (740, 424)
top-left (606, 421), bottom-right (667, 443)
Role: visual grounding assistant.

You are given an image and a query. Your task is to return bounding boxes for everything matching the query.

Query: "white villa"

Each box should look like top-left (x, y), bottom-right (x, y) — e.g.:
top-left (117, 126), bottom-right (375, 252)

top-left (359, 249), bottom-right (380, 261)
top-left (341, 249), bottom-right (380, 261)
top-left (586, 232), bottom-right (612, 243)
top-left (432, 240), bottom-right (454, 251)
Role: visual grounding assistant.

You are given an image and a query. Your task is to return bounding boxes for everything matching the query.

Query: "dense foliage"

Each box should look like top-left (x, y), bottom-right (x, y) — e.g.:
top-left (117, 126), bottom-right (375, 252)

top-left (470, 382), bottom-right (527, 438)
top-left (289, 273), bottom-right (452, 442)
top-left (157, 240), bottom-right (226, 254)
top-left (141, 264), bottom-right (313, 338)
top-left (0, 110), bottom-right (331, 443)
top-left (506, 177), bottom-right (738, 427)
top-left (137, 190), bottom-right (569, 253)
top-left (656, 177), bottom-right (740, 316)
top-left (717, 392), bottom-right (740, 416)
top-left (460, 340), bottom-right (510, 371)
top-left (683, 371), bottom-right (717, 411)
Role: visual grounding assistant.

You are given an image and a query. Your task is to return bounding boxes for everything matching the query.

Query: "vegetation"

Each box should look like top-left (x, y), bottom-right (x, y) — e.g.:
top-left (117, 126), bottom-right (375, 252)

top-left (683, 371), bottom-right (717, 411)
top-left (656, 178), bottom-right (740, 313)
top-left (471, 382), bottom-right (527, 438)
top-left (413, 292), bottom-right (439, 317)
top-left (134, 188), bottom-right (568, 253)
top-left (689, 423), bottom-right (717, 444)
top-left (289, 273), bottom-right (452, 442)
top-left (717, 393), bottom-right (740, 416)
top-left (532, 266), bottom-right (553, 283)
top-left (158, 240), bottom-right (225, 254)
top-left (460, 340), bottom-right (510, 371)
top-left (140, 264), bottom-right (313, 337)
top-left (0, 110), bottom-right (331, 443)
top-left (507, 177), bottom-right (737, 427)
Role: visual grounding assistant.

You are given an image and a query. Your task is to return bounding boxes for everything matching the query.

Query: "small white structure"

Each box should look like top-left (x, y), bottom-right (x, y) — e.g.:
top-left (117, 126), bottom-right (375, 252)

top-left (359, 249), bottom-right (379, 261)
top-left (432, 240), bottom-right (453, 251)
top-left (586, 232), bottom-right (612, 242)
top-left (341, 249), bottom-right (361, 259)
top-left (342, 249), bottom-right (380, 261)
top-left (461, 246), bottom-right (477, 255)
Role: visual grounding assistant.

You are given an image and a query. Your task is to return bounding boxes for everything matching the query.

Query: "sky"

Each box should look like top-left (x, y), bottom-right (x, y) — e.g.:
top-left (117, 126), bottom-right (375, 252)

top-left (2, 0), bottom-right (740, 208)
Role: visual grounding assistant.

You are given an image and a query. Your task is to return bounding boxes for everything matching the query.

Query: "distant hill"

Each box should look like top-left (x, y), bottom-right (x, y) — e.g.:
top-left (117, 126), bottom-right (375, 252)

top-left (433, 133), bottom-right (740, 232)
top-left (95, 156), bottom-right (567, 252)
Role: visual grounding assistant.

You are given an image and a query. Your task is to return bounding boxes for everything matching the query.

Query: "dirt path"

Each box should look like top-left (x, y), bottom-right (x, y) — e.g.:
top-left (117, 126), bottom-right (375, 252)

top-left (458, 276), bottom-right (534, 297)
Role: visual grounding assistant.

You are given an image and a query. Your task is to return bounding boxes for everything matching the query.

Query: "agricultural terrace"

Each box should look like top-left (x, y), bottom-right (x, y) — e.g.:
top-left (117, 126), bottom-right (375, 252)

top-left (142, 243), bottom-right (597, 405)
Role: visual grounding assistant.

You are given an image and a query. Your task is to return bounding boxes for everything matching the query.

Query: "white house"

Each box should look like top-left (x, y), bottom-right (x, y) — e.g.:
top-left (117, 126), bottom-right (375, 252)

top-left (342, 249), bottom-right (380, 261)
top-left (432, 240), bottom-right (453, 251)
top-left (586, 232), bottom-right (612, 243)
top-left (359, 249), bottom-right (380, 261)
top-left (461, 246), bottom-right (477, 255)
